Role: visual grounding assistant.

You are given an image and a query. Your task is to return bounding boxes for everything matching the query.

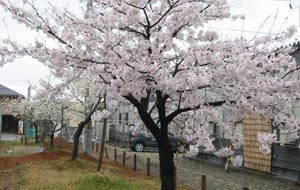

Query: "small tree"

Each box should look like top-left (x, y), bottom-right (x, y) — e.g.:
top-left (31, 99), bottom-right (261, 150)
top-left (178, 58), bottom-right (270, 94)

top-left (33, 81), bottom-right (72, 147)
top-left (66, 76), bottom-right (105, 160)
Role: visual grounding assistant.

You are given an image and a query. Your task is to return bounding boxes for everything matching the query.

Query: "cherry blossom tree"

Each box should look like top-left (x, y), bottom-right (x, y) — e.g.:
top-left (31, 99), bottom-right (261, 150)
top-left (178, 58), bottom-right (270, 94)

top-left (1, 0), bottom-right (300, 189)
top-left (32, 80), bottom-right (73, 146)
top-left (9, 86), bottom-right (71, 145)
top-left (64, 75), bottom-right (105, 160)
top-left (34, 74), bottom-right (107, 160)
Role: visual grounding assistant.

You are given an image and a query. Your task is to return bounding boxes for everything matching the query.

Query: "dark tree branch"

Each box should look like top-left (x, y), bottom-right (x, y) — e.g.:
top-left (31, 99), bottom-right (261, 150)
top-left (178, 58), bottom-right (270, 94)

top-left (98, 74), bottom-right (111, 85)
top-left (150, 1), bottom-right (179, 29)
top-left (281, 67), bottom-right (300, 79)
top-left (54, 124), bottom-right (66, 133)
top-left (177, 92), bottom-right (183, 111)
top-left (124, 2), bottom-right (144, 10)
top-left (172, 59), bottom-right (184, 77)
top-left (120, 26), bottom-right (147, 38)
top-left (27, 2), bottom-right (72, 48)
top-left (199, 4), bottom-right (212, 13)
top-left (148, 101), bottom-right (157, 116)
top-left (195, 61), bottom-right (211, 67)
top-left (140, 90), bottom-right (151, 111)
top-left (172, 23), bottom-right (189, 37)
top-left (123, 94), bottom-right (160, 138)
top-left (166, 99), bottom-right (235, 123)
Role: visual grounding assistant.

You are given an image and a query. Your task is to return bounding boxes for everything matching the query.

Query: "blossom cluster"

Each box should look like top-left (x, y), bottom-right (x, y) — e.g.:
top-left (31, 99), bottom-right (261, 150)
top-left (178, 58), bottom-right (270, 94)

top-left (258, 133), bottom-right (277, 154)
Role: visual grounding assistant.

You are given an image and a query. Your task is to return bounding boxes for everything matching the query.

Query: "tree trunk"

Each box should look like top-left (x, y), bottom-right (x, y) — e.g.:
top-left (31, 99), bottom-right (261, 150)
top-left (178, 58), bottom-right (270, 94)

top-left (33, 122), bottom-right (39, 143)
top-left (71, 96), bottom-right (102, 160)
top-left (158, 138), bottom-right (176, 190)
top-left (71, 122), bottom-right (86, 160)
top-left (50, 131), bottom-right (54, 147)
top-left (124, 92), bottom-right (177, 189)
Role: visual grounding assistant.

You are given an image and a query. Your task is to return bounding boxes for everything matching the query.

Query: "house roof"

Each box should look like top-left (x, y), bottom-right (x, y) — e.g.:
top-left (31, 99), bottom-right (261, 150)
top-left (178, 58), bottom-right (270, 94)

top-left (0, 84), bottom-right (24, 98)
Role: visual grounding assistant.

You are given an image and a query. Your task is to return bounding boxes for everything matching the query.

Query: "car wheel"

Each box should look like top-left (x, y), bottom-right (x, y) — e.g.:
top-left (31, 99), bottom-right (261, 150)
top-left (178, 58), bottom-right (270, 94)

top-left (134, 142), bottom-right (144, 152)
top-left (177, 143), bottom-right (188, 153)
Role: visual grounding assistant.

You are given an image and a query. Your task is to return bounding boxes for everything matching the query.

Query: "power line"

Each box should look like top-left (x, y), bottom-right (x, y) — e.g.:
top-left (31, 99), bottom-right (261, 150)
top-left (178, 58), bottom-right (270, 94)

top-left (207, 26), bottom-right (300, 38)
top-left (273, 0), bottom-right (300, 26)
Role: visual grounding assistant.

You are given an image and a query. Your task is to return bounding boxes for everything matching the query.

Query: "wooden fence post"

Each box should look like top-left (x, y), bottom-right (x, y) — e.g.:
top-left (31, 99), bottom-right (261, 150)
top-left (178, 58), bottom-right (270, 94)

top-left (147, 158), bottom-right (150, 176)
top-left (114, 148), bottom-right (117, 162)
top-left (173, 166), bottom-right (177, 188)
top-left (201, 175), bottom-right (206, 190)
top-left (96, 143), bottom-right (99, 152)
top-left (133, 154), bottom-right (137, 171)
top-left (104, 146), bottom-right (109, 158)
top-left (122, 151), bottom-right (126, 166)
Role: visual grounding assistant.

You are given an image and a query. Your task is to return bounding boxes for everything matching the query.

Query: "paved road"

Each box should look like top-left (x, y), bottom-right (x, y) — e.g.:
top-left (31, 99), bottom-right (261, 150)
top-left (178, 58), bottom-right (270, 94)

top-left (0, 133), bottom-right (21, 141)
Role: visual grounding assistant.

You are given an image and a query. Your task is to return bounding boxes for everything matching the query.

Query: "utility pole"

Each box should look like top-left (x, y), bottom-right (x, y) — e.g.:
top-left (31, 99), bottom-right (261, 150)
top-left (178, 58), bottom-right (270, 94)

top-left (97, 92), bottom-right (107, 172)
top-left (82, 88), bottom-right (93, 155)
top-left (273, 0), bottom-right (300, 26)
top-left (59, 104), bottom-right (64, 148)
top-left (82, 0), bottom-right (94, 155)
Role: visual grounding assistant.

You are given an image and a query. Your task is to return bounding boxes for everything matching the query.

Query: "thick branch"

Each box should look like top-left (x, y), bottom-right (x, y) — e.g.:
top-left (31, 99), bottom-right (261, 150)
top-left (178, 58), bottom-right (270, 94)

top-left (123, 94), bottom-right (160, 137)
top-left (79, 95), bottom-right (102, 126)
top-left (166, 99), bottom-right (233, 123)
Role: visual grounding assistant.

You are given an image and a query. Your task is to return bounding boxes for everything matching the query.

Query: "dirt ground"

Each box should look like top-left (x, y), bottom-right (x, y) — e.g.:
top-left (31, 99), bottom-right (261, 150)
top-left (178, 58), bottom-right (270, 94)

top-left (0, 138), bottom-right (192, 190)
top-left (0, 150), bottom-right (113, 170)
top-left (0, 151), bottom-right (191, 190)
top-left (52, 137), bottom-right (74, 149)
top-left (0, 151), bottom-right (121, 190)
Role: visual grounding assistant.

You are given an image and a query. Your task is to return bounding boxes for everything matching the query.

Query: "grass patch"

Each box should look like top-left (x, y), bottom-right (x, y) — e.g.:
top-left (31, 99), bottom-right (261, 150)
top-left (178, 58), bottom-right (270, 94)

top-left (0, 151), bottom-right (191, 190)
top-left (0, 163), bottom-right (28, 189)
top-left (77, 173), bottom-right (160, 190)
top-left (0, 140), bottom-right (22, 147)
top-left (0, 144), bottom-right (42, 158)
top-left (20, 159), bottom-right (160, 190)
top-left (18, 158), bottom-right (164, 190)
top-left (18, 158), bottom-right (160, 190)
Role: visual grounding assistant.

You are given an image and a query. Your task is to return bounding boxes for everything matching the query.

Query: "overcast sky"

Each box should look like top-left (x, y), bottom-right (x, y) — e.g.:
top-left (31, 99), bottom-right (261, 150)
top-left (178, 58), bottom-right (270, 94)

top-left (0, 0), bottom-right (299, 97)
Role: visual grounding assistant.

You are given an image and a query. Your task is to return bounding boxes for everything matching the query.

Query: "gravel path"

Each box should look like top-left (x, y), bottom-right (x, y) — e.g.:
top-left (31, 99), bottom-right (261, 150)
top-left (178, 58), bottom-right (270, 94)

top-left (99, 144), bottom-right (299, 190)
top-left (0, 146), bottom-right (42, 158)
